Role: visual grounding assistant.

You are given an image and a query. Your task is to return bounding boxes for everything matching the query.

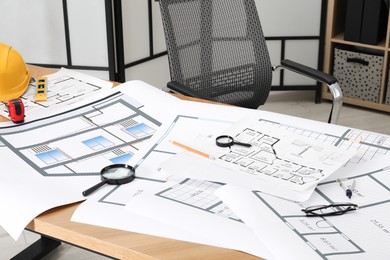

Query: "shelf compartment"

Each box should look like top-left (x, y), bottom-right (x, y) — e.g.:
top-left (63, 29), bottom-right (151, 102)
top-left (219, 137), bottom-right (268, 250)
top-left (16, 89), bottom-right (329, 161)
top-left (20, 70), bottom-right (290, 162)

top-left (331, 32), bottom-right (387, 50)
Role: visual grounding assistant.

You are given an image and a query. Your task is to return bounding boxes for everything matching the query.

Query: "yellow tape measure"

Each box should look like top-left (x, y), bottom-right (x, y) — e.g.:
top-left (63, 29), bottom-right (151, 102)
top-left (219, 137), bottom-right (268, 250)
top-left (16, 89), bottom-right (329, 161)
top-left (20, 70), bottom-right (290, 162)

top-left (34, 77), bottom-right (47, 102)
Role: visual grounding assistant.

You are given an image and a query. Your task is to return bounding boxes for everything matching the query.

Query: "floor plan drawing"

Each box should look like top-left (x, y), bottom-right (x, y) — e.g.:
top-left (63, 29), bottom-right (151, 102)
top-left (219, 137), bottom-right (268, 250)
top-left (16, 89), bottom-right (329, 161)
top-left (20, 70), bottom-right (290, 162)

top-left (0, 68), bottom-right (112, 122)
top-left (70, 89), bottom-right (390, 259)
top-left (251, 162), bottom-right (390, 259)
top-left (258, 119), bottom-right (390, 167)
top-left (69, 104), bottom-right (268, 257)
top-left (203, 118), bottom-right (390, 196)
top-left (91, 114), bottom-right (234, 205)
top-left (73, 175), bottom-right (271, 259)
top-left (0, 81), bottom-right (174, 240)
top-left (0, 92), bottom-right (160, 177)
top-left (215, 159), bottom-right (390, 259)
top-left (122, 175), bottom-right (274, 258)
top-left (214, 127), bottom-right (329, 188)
top-left (97, 176), bottom-right (240, 221)
top-left (156, 178), bottom-right (241, 221)
top-left (122, 112), bottom-right (390, 202)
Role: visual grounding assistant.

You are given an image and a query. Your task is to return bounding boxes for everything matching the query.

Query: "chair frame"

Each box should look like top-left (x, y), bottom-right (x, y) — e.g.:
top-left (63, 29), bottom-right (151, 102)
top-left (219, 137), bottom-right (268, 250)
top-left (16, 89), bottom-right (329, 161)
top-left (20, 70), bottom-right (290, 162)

top-left (160, 0), bottom-right (343, 124)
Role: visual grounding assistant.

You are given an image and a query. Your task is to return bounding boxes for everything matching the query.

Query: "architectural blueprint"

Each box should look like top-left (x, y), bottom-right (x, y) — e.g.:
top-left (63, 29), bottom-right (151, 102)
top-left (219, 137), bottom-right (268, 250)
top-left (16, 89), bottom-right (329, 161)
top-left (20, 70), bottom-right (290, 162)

top-left (123, 177), bottom-right (273, 258)
top-left (0, 81), bottom-right (176, 240)
top-left (0, 68), bottom-right (112, 125)
top-left (2, 72), bottom-right (388, 259)
top-left (216, 157), bottom-right (390, 259)
top-left (72, 102), bottom-right (275, 257)
top-left (73, 176), bottom-right (273, 258)
top-left (187, 117), bottom-right (355, 192)
top-left (1, 90), bottom-right (160, 177)
top-left (123, 112), bottom-right (390, 258)
top-left (74, 87), bottom-right (390, 257)
top-left (159, 115), bottom-right (390, 201)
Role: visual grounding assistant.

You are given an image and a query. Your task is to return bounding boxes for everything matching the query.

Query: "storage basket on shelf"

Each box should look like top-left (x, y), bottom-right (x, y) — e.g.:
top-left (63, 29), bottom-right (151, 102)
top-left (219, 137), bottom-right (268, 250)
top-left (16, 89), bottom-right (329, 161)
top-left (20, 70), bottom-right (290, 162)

top-left (333, 47), bottom-right (383, 103)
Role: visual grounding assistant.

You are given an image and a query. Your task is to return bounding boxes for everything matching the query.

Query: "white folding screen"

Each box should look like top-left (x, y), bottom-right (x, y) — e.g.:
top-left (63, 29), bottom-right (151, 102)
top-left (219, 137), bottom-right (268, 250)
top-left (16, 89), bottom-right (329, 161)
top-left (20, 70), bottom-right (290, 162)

top-left (122, 1), bottom-right (150, 64)
top-left (258, 0), bottom-right (321, 36)
top-left (67, 0), bottom-right (108, 67)
top-left (0, 0), bottom-right (324, 92)
top-left (0, 0), bottom-right (111, 80)
top-left (121, 1), bottom-right (170, 87)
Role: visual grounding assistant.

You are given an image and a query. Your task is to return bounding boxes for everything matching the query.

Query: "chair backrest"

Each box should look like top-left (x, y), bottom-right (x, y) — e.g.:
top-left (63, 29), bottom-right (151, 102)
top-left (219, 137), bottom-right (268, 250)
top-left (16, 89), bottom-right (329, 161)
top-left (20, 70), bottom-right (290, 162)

top-left (159, 0), bottom-right (273, 109)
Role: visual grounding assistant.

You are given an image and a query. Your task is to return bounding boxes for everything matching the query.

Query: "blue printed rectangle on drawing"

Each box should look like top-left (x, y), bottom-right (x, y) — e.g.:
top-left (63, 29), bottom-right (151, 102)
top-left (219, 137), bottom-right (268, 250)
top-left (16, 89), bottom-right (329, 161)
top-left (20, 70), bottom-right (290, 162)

top-left (125, 123), bottom-right (155, 138)
top-left (36, 149), bottom-right (69, 165)
top-left (110, 153), bottom-right (133, 164)
top-left (83, 136), bottom-right (114, 150)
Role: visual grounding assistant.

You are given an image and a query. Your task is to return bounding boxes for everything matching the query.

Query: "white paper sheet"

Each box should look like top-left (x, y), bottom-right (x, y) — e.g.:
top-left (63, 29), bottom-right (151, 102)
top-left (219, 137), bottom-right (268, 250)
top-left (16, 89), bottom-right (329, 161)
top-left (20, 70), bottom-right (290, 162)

top-left (0, 149), bottom-right (94, 240)
top-left (71, 81), bottom-right (390, 258)
top-left (215, 157), bottom-right (390, 259)
top-left (123, 178), bottom-right (274, 259)
top-left (205, 117), bottom-right (356, 192)
top-left (167, 117), bottom-right (355, 201)
top-left (72, 99), bottom-right (276, 257)
top-left (72, 178), bottom-right (213, 245)
top-left (160, 151), bottom-right (317, 201)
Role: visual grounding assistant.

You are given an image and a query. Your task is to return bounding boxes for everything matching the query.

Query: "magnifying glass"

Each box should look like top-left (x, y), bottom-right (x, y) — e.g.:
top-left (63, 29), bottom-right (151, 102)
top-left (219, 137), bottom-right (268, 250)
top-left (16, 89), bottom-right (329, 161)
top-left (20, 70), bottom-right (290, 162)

top-left (82, 164), bottom-right (135, 196)
top-left (215, 135), bottom-right (252, 148)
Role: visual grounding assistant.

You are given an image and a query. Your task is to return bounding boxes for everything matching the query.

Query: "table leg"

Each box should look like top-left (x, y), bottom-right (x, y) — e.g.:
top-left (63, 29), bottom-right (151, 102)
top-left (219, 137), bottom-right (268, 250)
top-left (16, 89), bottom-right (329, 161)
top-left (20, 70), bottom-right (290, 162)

top-left (11, 235), bottom-right (61, 260)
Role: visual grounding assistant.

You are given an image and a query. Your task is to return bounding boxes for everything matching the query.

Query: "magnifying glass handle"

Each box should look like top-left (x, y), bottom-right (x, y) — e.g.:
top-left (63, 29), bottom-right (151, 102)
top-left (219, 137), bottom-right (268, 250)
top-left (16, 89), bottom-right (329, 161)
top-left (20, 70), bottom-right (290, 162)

top-left (233, 141), bottom-right (252, 147)
top-left (82, 180), bottom-right (108, 197)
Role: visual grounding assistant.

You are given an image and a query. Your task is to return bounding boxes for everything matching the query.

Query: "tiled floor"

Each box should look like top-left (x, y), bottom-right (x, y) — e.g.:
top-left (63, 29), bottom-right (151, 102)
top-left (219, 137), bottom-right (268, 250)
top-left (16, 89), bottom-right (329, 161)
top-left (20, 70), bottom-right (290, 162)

top-left (0, 227), bottom-right (109, 259)
top-left (0, 227), bottom-right (38, 259)
top-left (1, 90), bottom-right (389, 259)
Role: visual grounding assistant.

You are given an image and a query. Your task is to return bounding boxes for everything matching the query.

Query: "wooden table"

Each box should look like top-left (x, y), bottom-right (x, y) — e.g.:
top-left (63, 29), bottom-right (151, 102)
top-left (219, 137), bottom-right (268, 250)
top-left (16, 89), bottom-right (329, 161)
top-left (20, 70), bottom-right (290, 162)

top-left (11, 65), bottom-right (262, 260)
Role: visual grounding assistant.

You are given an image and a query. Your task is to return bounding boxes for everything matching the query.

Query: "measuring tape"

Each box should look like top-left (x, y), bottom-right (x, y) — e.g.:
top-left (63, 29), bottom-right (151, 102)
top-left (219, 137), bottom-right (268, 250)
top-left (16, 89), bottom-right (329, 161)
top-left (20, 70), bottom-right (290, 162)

top-left (34, 77), bottom-right (48, 102)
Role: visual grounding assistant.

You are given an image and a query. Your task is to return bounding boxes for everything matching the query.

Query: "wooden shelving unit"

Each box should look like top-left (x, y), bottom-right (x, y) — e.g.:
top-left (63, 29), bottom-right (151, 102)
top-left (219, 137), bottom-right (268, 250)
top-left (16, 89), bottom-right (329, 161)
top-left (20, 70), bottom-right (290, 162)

top-left (323, 0), bottom-right (390, 113)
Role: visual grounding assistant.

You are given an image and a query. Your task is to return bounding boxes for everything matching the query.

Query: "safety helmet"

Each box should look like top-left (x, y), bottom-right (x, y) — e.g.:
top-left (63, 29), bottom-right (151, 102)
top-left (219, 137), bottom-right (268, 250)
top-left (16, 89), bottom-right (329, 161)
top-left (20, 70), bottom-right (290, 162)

top-left (0, 43), bottom-right (30, 102)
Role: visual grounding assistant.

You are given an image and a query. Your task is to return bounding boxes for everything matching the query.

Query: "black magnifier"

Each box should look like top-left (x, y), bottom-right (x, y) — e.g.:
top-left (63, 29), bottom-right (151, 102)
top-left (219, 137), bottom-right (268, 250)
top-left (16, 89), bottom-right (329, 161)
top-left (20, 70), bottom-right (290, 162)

top-left (215, 135), bottom-right (252, 148)
top-left (82, 164), bottom-right (135, 197)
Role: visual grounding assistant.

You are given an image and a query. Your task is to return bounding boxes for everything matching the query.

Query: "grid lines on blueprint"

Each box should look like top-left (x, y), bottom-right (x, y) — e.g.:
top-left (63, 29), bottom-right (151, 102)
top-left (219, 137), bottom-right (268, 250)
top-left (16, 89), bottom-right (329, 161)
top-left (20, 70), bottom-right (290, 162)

top-left (260, 119), bottom-right (390, 167)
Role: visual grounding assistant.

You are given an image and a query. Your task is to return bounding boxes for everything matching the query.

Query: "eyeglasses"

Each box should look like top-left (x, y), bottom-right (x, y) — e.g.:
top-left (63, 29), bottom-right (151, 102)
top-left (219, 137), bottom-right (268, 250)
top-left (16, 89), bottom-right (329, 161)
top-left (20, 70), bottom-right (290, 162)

top-left (302, 203), bottom-right (358, 217)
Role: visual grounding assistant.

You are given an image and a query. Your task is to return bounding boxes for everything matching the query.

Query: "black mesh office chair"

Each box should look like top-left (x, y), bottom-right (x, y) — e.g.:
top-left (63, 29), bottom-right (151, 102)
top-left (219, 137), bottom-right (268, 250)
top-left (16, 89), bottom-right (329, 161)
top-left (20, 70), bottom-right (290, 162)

top-left (159, 0), bottom-right (342, 123)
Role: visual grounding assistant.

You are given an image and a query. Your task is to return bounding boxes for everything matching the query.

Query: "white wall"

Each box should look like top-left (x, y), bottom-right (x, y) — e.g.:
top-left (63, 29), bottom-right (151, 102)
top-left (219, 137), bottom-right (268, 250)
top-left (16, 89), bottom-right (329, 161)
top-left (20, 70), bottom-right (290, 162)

top-left (0, 0), bottom-right (322, 88)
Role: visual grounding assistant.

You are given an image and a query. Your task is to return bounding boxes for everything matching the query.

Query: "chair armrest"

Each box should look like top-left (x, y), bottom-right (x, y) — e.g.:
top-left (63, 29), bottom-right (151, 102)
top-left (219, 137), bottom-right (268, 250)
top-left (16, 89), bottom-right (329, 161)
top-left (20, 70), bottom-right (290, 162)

top-left (279, 59), bottom-right (342, 124)
top-left (167, 81), bottom-right (214, 101)
top-left (280, 59), bottom-right (337, 85)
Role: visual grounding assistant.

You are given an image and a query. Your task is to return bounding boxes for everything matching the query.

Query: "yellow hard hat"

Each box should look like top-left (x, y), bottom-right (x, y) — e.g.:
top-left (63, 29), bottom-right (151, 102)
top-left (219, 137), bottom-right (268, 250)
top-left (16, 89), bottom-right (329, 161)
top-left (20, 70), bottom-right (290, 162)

top-left (0, 43), bottom-right (30, 102)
